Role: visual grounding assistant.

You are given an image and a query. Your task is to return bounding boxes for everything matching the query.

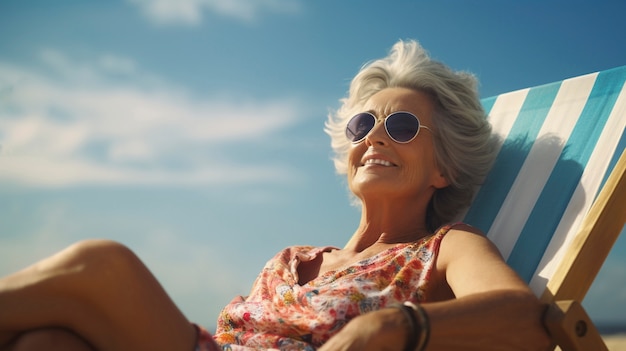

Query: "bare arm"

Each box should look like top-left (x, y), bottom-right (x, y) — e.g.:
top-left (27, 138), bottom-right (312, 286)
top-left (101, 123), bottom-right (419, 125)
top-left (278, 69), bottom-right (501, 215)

top-left (320, 227), bottom-right (551, 351)
top-left (425, 226), bottom-right (550, 350)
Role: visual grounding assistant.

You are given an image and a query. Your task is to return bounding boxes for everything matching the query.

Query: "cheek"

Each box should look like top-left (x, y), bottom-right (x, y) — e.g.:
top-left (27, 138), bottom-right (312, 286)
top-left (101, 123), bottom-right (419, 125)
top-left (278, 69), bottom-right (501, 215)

top-left (401, 148), bottom-right (440, 187)
top-left (403, 167), bottom-right (430, 188)
top-left (346, 154), bottom-right (360, 189)
top-left (347, 145), bottom-right (364, 173)
top-left (346, 144), bottom-right (369, 194)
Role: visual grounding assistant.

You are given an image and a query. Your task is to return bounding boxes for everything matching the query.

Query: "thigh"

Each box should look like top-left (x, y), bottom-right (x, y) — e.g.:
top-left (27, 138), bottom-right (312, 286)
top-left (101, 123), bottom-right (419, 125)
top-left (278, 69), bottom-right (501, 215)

top-left (0, 240), bottom-right (198, 351)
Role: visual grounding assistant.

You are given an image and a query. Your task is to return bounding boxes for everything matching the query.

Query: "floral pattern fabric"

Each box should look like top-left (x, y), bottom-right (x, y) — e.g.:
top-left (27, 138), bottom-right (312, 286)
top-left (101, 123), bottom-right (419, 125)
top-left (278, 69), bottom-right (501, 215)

top-left (195, 224), bottom-right (452, 351)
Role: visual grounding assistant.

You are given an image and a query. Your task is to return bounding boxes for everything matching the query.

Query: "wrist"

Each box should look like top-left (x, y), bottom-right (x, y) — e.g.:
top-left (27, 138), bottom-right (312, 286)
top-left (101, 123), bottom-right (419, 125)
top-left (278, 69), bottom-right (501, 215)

top-left (394, 302), bottom-right (430, 351)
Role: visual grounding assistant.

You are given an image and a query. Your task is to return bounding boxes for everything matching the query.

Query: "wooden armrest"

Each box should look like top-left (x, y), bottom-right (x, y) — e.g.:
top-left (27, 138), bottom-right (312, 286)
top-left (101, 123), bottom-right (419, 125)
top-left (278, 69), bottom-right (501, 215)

top-left (544, 300), bottom-right (607, 351)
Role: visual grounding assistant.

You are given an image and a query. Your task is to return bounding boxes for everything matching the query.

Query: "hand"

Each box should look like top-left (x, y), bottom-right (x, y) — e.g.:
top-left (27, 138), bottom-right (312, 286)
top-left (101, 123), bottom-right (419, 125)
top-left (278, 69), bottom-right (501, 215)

top-left (318, 308), bottom-right (407, 351)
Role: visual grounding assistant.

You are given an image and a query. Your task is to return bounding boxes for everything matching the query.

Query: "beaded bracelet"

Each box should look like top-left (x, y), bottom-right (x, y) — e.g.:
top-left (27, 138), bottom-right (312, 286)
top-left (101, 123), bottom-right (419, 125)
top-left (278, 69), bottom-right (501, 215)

top-left (397, 301), bottom-right (430, 351)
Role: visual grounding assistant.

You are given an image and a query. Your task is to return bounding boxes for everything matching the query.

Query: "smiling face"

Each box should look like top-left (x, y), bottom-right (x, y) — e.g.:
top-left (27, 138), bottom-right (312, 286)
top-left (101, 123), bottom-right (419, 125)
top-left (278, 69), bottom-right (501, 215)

top-left (347, 87), bottom-right (449, 205)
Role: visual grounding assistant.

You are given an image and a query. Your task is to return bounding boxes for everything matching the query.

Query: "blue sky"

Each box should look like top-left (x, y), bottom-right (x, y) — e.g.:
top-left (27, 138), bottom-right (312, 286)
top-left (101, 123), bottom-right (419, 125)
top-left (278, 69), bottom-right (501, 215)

top-left (1, 0), bottom-right (625, 330)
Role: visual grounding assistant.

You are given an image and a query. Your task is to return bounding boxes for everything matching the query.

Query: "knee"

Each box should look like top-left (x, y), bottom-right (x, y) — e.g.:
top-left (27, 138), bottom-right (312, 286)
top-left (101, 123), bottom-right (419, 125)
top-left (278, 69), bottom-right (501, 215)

top-left (68, 239), bottom-right (136, 263)
top-left (60, 239), bottom-right (145, 287)
top-left (67, 239), bottom-right (136, 265)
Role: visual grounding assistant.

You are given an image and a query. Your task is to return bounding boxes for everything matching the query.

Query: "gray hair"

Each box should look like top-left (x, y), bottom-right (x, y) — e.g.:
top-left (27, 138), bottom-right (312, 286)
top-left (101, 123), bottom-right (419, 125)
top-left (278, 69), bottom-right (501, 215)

top-left (325, 39), bottom-right (498, 231)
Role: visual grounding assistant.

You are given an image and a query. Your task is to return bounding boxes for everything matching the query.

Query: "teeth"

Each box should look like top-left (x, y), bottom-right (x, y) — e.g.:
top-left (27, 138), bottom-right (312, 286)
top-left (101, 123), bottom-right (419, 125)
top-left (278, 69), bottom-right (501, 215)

top-left (365, 159), bottom-right (393, 166)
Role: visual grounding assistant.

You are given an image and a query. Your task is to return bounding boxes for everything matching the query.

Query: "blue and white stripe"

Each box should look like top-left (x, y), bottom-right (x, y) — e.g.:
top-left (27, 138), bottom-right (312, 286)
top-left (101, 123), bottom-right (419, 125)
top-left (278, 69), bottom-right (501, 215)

top-left (462, 66), bottom-right (626, 295)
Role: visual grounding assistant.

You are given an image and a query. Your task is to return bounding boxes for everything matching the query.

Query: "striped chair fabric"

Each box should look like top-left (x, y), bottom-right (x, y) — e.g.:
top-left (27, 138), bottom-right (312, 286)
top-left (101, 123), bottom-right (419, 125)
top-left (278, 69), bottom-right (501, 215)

top-left (462, 65), bottom-right (626, 296)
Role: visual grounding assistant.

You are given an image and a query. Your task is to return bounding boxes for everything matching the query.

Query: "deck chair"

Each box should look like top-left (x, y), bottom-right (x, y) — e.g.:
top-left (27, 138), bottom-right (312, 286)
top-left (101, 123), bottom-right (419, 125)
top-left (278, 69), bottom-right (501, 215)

top-left (462, 65), bottom-right (626, 351)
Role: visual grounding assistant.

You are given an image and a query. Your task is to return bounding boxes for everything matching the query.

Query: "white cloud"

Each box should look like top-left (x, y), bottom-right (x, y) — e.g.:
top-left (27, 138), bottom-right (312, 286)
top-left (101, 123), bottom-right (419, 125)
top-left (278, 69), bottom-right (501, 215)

top-left (127, 0), bottom-right (302, 26)
top-left (0, 49), bottom-right (302, 187)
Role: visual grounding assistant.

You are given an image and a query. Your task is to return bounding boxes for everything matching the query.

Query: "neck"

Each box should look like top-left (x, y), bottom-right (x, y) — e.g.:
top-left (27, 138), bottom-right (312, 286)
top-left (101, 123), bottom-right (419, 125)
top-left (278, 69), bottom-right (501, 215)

top-left (344, 196), bottom-right (431, 253)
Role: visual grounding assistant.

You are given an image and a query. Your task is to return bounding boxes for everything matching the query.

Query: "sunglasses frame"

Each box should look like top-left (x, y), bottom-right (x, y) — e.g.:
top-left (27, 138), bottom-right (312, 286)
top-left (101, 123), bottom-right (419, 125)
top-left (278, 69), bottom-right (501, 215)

top-left (346, 111), bottom-right (431, 144)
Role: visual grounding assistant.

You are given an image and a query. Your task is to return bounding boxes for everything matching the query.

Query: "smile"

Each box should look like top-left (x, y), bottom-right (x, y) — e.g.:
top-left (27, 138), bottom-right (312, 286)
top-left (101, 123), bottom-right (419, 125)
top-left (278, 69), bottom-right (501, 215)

top-left (364, 159), bottom-right (396, 167)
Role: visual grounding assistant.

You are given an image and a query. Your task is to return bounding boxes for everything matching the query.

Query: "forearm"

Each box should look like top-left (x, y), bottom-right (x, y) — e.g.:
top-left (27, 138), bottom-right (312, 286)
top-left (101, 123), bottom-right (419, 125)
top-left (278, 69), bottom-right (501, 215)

top-left (423, 289), bottom-right (550, 350)
top-left (319, 307), bottom-right (409, 351)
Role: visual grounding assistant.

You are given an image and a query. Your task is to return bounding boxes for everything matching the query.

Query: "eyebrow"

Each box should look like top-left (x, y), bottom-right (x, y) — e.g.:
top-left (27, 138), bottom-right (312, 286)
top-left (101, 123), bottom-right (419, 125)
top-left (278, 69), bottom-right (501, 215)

top-left (363, 109), bottom-right (394, 120)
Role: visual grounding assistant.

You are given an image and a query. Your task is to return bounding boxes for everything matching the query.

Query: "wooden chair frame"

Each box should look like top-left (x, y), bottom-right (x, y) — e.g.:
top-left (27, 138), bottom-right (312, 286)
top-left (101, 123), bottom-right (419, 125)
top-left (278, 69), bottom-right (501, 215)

top-left (542, 150), bottom-right (625, 350)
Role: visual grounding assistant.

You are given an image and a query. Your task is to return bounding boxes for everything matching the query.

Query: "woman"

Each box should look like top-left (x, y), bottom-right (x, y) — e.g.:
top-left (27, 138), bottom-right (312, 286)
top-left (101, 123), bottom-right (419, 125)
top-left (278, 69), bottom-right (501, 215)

top-left (0, 40), bottom-right (550, 351)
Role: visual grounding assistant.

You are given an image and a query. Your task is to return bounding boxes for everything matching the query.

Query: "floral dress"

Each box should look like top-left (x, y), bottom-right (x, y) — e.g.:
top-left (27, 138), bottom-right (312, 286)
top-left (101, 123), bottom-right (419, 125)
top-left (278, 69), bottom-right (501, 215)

top-left (195, 224), bottom-right (452, 351)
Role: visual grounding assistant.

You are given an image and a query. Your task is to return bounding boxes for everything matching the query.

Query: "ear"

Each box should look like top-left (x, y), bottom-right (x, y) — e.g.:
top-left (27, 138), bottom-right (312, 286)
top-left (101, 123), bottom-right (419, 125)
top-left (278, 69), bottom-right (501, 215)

top-left (432, 172), bottom-right (450, 189)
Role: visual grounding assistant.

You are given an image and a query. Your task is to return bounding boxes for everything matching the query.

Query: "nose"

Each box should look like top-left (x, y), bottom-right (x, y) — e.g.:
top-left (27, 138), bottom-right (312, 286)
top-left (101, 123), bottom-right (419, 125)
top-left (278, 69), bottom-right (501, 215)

top-left (364, 119), bottom-right (389, 146)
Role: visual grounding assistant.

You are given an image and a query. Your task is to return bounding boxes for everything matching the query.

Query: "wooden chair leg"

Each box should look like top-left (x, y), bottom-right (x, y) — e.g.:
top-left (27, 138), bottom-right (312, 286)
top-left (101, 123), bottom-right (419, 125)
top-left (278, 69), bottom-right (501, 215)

top-left (544, 300), bottom-right (608, 351)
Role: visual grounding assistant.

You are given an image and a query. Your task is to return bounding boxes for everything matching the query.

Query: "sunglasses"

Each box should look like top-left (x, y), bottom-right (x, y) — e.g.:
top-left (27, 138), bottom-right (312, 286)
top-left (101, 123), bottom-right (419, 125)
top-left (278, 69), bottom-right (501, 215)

top-left (345, 111), bottom-right (431, 144)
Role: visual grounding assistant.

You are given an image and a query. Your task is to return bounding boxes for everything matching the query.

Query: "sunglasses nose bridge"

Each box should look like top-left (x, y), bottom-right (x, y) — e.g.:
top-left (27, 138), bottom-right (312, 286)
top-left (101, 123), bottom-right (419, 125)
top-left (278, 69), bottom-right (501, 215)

top-left (364, 116), bottom-right (391, 144)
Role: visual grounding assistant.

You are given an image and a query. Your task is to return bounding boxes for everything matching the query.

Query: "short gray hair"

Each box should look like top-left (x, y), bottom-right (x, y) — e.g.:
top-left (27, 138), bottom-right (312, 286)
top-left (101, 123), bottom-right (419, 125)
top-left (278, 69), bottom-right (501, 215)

top-left (325, 39), bottom-right (498, 231)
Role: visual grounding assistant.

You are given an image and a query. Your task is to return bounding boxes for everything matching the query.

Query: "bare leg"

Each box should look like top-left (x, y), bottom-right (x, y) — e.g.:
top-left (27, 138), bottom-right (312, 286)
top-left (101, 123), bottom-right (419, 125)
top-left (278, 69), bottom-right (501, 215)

top-left (0, 240), bottom-right (198, 351)
top-left (9, 328), bottom-right (95, 351)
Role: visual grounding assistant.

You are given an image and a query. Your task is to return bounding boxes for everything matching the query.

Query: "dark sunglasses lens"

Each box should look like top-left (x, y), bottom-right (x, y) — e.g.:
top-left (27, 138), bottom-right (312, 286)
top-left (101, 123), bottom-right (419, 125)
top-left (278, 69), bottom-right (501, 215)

top-left (346, 113), bottom-right (375, 142)
top-left (386, 112), bottom-right (419, 142)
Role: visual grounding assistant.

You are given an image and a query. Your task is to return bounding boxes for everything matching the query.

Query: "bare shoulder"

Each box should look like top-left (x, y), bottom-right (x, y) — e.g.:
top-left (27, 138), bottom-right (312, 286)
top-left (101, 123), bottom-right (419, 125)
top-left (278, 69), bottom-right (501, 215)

top-left (438, 224), bottom-right (502, 265)
top-left (445, 222), bottom-right (484, 236)
top-left (438, 224), bottom-right (529, 297)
